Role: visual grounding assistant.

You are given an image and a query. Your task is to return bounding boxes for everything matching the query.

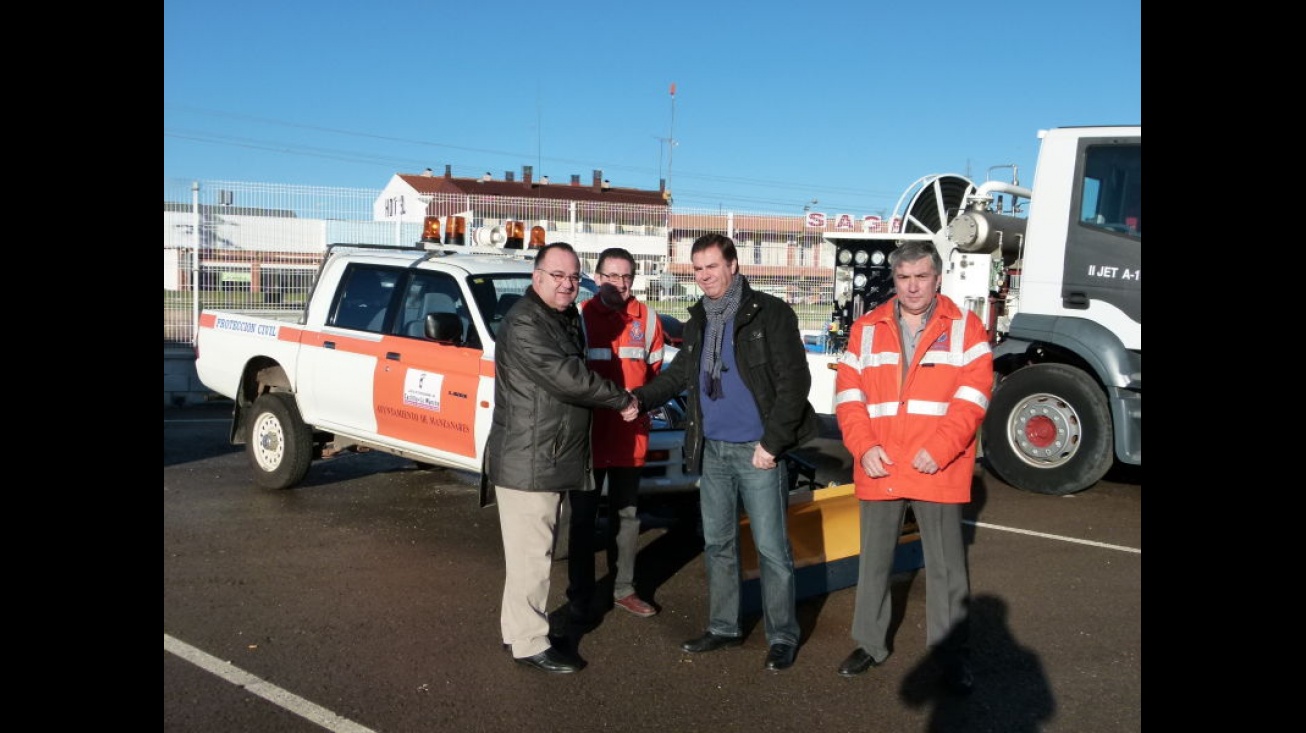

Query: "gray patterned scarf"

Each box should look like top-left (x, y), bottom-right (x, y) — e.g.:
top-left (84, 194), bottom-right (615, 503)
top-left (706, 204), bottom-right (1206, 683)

top-left (701, 274), bottom-right (744, 400)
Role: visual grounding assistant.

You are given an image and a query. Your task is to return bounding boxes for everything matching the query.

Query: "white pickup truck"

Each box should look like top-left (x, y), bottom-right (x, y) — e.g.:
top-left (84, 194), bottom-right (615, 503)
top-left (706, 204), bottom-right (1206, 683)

top-left (194, 233), bottom-right (697, 497)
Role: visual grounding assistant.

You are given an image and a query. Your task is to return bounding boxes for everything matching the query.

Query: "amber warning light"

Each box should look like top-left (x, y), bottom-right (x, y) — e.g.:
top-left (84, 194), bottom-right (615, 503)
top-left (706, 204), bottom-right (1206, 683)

top-left (505, 220), bottom-right (526, 249)
top-left (445, 216), bottom-right (467, 245)
top-left (420, 216), bottom-right (442, 245)
top-left (529, 225), bottom-right (547, 249)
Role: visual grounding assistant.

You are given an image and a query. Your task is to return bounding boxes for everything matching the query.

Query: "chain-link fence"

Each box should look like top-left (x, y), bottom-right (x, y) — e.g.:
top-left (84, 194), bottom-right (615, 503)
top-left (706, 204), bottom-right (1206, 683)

top-left (164, 178), bottom-right (848, 345)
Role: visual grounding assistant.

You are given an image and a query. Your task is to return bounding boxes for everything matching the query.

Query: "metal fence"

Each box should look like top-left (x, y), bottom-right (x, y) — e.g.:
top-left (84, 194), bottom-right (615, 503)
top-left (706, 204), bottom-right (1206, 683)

top-left (163, 178), bottom-right (847, 345)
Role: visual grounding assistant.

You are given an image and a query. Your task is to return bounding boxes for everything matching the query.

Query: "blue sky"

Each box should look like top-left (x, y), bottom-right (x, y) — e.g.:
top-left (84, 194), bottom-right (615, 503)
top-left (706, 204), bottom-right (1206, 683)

top-left (163, 0), bottom-right (1141, 217)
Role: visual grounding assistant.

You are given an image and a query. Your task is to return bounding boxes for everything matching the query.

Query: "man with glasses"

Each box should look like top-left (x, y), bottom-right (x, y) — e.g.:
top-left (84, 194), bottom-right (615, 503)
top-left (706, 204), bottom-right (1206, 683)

top-left (486, 242), bottom-right (639, 674)
top-left (567, 248), bottom-right (665, 626)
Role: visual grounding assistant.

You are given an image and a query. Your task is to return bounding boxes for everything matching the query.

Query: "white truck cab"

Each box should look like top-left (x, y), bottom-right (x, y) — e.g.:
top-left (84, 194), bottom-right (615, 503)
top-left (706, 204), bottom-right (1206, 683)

top-left (821, 126), bottom-right (1141, 495)
top-left (196, 225), bottom-right (697, 495)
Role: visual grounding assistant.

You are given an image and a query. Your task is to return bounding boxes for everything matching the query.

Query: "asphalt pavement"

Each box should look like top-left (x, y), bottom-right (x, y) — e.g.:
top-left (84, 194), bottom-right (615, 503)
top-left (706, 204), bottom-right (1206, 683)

top-left (164, 403), bottom-right (1141, 732)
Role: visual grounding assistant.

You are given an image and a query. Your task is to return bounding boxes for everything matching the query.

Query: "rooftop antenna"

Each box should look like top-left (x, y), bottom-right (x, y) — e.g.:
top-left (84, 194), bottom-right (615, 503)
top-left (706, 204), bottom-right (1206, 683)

top-left (652, 134), bottom-right (670, 182)
top-left (651, 135), bottom-right (667, 182)
top-left (665, 82), bottom-right (677, 203)
top-left (535, 80), bottom-right (543, 179)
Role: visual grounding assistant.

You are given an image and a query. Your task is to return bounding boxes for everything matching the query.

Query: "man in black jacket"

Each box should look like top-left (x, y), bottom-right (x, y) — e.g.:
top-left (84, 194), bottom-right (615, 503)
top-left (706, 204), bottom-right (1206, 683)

top-left (486, 242), bottom-right (637, 674)
top-left (633, 233), bottom-right (818, 671)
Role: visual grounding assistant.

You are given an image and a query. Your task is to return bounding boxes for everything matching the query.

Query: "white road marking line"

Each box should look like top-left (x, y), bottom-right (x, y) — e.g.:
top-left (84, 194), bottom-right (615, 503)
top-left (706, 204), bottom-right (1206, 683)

top-left (164, 634), bottom-right (376, 733)
top-left (965, 520), bottom-right (1141, 554)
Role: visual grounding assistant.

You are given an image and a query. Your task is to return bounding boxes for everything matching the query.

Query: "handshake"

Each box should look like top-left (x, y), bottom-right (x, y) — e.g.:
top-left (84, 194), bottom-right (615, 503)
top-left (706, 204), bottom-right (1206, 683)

top-left (620, 391), bottom-right (641, 422)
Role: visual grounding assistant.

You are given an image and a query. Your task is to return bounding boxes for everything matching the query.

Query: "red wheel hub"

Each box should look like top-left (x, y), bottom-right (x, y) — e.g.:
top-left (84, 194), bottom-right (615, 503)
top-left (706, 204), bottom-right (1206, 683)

top-left (1023, 415), bottom-right (1059, 448)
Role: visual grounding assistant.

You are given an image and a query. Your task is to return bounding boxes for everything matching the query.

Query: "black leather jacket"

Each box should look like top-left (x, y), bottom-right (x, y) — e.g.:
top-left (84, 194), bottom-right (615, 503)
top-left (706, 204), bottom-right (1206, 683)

top-left (485, 288), bottom-right (630, 492)
top-left (634, 278), bottom-right (818, 474)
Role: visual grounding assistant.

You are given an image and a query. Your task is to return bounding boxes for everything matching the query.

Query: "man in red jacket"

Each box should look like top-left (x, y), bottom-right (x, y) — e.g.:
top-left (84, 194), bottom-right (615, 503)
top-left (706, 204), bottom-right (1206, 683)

top-left (566, 248), bottom-right (664, 623)
top-left (833, 240), bottom-right (992, 695)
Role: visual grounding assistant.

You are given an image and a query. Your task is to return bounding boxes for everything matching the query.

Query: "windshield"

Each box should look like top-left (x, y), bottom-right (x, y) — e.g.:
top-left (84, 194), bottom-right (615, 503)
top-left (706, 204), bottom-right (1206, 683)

top-left (467, 273), bottom-right (598, 339)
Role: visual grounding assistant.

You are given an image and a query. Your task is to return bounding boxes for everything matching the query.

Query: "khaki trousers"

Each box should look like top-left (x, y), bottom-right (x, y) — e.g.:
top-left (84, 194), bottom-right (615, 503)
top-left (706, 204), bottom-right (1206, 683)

top-left (495, 486), bottom-right (564, 658)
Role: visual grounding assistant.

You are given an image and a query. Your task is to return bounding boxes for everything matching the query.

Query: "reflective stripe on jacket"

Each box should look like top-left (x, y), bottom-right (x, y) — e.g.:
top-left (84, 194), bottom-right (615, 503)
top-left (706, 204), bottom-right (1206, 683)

top-left (833, 294), bottom-right (992, 503)
top-left (582, 297), bottom-right (663, 468)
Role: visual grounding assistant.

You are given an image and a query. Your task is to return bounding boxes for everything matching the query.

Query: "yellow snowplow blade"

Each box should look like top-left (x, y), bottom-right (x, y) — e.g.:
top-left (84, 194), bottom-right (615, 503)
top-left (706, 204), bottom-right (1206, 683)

top-left (738, 483), bottom-right (922, 608)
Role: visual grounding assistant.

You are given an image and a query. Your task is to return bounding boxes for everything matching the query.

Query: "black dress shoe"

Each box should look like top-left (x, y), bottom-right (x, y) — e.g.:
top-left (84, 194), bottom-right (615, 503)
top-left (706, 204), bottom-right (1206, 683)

top-left (681, 631), bottom-right (744, 653)
top-left (567, 606), bottom-right (599, 630)
top-left (567, 599), bottom-right (594, 621)
top-left (515, 647), bottom-right (584, 674)
top-left (764, 643), bottom-right (797, 670)
top-left (837, 648), bottom-right (880, 677)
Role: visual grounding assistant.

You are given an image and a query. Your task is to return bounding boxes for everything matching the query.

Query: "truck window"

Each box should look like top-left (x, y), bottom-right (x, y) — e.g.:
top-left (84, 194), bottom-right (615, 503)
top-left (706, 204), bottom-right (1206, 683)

top-left (398, 271), bottom-right (479, 348)
top-left (469, 275), bottom-right (532, 340)
top-left (467, 274), bottom-right (598, 340)
top-left (330, 266), bottom-right (401, 332)
top-left (1078, 143), bottom-right (1141, 238)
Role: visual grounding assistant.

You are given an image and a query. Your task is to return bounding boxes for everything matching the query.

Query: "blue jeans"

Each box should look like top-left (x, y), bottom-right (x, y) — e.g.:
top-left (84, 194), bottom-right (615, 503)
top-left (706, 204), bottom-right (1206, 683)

top-left (698, 439), bottom-right (799, 646)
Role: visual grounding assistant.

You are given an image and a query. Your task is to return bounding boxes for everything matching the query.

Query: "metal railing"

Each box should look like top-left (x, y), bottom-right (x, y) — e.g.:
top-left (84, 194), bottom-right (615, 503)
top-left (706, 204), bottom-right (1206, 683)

top-left (164, 178), bottom-right (852, 344)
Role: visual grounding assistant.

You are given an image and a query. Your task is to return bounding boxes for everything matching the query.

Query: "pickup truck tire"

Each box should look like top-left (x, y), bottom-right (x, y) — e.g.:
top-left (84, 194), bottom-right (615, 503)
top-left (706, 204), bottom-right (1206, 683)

top-left (981, 363), bottom-right (1113, 496)
top-left (246, 392), bottom-right (313, 490)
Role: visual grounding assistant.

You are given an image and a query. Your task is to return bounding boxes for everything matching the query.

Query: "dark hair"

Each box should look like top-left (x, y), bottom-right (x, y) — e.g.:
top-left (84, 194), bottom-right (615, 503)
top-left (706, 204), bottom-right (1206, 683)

top-left (534, 241), bottom-right (577, 266)
top-left (889, 239), bottom-right (942, 275)
top-left (690, 233), bottom-right (737, 264)
top-left (596, 247), bottom-right (637, 274)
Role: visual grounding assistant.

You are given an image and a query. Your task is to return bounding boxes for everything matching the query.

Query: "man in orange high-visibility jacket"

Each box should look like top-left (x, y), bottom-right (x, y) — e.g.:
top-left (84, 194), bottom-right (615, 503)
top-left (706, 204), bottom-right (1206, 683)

top-left (833, 239), bottom-right (992, 695)
top-left (566, 247), bottom-right (665, 623)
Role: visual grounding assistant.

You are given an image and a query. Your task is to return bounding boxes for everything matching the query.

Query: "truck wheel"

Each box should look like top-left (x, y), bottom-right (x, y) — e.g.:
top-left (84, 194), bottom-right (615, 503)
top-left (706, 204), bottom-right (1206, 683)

top-left (245, 392), bottom-right (313, 489)
top-left (981, 363), bottom-right (1113, 496)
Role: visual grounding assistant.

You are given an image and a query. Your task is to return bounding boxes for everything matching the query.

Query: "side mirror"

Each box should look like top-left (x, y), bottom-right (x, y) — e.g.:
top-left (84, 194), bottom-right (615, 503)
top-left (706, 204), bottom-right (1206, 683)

top-left (426, 312), bottom-right (464, 344)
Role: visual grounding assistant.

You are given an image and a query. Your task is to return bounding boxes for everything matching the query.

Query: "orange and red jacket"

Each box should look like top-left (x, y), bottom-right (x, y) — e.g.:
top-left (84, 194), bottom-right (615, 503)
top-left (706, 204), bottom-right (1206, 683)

top-left (834, 294), bottom-right (992, 503)
top-left (582, 297), bottom-right (664, 468)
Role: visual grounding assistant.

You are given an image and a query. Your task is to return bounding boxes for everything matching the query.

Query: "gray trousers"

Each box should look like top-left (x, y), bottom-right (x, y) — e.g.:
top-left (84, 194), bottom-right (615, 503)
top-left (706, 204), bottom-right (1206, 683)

top-left (495, 486), bottom-right (564, 659)
top-left (850, 499), bottom-right (970, 663)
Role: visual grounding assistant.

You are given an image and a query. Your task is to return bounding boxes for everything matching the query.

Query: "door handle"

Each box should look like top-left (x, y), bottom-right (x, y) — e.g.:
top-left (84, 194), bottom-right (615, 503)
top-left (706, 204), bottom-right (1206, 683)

top-left (1063, 292), bottom-right (1088, 309)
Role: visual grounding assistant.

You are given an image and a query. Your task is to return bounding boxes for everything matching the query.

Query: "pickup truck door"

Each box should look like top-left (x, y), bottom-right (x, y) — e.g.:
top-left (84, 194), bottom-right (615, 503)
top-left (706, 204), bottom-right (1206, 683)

top-left (297, 265), bottom-right (403, 437)
top-left (371, 271), bottom-right (484, 470)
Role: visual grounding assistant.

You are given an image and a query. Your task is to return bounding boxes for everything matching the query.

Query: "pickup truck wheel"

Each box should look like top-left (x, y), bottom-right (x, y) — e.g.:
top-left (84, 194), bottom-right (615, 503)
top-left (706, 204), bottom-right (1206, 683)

top-left (246, 392), bottom-right (313, 489)
top-left (981, 363), bottom-right (1113, 496)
